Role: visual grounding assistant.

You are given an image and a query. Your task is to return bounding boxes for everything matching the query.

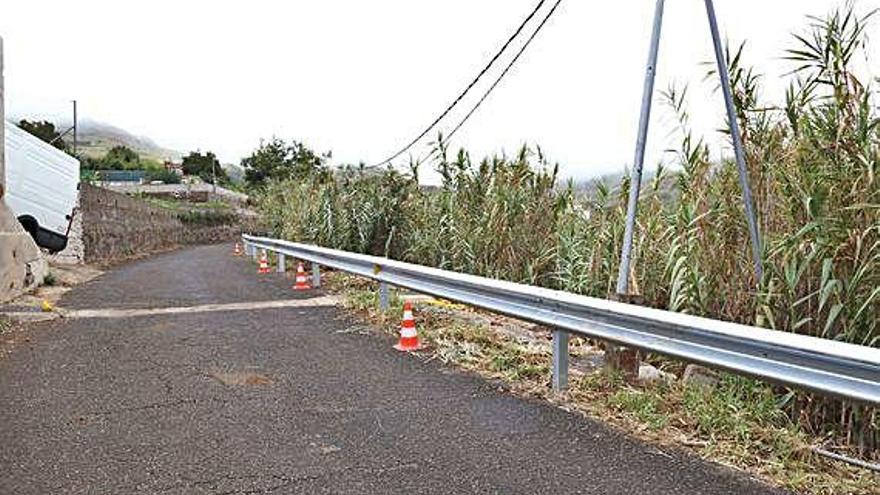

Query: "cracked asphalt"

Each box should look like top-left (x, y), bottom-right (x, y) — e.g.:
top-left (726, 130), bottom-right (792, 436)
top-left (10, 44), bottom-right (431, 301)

top-left (0, 244), bottom-right (788, 494)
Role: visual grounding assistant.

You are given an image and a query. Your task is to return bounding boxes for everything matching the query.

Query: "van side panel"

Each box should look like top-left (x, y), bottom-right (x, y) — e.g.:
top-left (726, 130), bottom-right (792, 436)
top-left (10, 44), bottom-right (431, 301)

top-left (5, 121), bottom-right (80, 236)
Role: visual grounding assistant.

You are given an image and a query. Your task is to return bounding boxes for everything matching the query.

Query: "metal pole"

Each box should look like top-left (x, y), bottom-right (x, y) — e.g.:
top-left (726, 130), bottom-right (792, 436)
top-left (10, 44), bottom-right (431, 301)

top-left (0, 36), bottom-right (5, 200)
top-left (277, 252), bottom-right (286, 273)
top-left (703, 0), bottom-right (763, 284)
top-left (312, 264), bottom-right (321, 288)
top-left (379, 282), bottom-right (390, 312)
top-left (552, 329), bottom-right (570, 391)
top-left (616, 0), bottom-right (665, 296)
top-left (72, 100), bottom-right (77, 157)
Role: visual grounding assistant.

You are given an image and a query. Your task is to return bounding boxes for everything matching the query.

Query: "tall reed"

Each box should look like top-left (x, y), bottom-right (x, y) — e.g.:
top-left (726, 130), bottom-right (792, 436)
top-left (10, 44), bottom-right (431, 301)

top-left (256, 4), bottom-right (878, 452)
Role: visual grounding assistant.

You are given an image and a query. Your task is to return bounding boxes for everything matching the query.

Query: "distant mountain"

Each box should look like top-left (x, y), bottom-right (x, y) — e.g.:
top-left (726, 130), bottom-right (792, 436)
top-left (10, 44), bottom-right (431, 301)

top-left (11, 116), bottom-right (182, 162)
top-left (570, 168), bottom-right (678, 206)
top-left (223, 162), bottom-right (245, 183)
top-left (69, 120), bottom-right (182, 162)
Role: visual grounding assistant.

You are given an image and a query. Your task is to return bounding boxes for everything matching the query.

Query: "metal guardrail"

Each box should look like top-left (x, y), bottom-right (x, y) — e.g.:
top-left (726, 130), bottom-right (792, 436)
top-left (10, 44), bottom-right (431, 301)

top-left (243, 234), bottom-right (880, 404)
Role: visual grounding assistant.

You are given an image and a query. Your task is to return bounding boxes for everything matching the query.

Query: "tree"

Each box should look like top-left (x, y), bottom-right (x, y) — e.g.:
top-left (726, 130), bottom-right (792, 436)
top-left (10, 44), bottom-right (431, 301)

top-left (18, 119), bottom-right (68, 152)
top-left (144, 168), bottom-right (181, 184)
top-left (241, 138), bottom-right (329, 186)
top-left (181, 151), bottom-right (228, 185)
top-left (102, 145), bottom-right (141, 169)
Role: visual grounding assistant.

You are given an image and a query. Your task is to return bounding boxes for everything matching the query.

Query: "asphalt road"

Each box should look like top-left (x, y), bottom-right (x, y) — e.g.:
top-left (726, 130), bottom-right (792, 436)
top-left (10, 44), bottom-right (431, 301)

top-left (0, 244), bottom-right (788, 494)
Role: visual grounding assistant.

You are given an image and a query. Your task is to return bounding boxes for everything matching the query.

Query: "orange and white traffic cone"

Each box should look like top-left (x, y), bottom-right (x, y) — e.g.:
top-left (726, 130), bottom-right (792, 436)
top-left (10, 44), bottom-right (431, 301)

top-left (257, 250), bottom-right (271, 274)
top-left (394, 300), bottom-right (422, 351)
top-left (233, 242), bottom-right (243, 256)
top-left (292, 262), bottom-right (310, 290)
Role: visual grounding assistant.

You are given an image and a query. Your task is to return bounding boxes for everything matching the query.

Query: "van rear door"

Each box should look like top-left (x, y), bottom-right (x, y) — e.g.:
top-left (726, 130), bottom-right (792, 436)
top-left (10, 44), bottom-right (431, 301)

top-left (4, 121), bottom-right (80, 252)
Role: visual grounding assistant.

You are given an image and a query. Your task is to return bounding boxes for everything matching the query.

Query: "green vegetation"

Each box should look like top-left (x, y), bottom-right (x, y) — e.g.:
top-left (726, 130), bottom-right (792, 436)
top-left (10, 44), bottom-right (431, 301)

top-left (181, 151), bottom-right (228, 185)
top-left (143, 168), bottom-right (182, 184)
top-left (142, 196), bottom-right (237, 225)
top-left (17, 120), bottom-right (69, 152)
top-left (78, 145), bottom-right (180, 184)
top-left (241, 138), bottom-right (330, 187)
top-left (78, 146), bottom-right (232, 187)
top-left (72, 120), bottom-right (181, 163)
top-left (176, 209), bottom-right (238, 226)
top-left (82, 145), bottom-right (141, 170)
top-left (256, 5), bottom-right (877, 454)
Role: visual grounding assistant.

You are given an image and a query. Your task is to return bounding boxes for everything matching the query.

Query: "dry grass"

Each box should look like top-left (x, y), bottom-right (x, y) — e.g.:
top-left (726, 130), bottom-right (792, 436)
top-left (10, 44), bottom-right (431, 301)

top-left (327, 271), bottom-right (878, 495)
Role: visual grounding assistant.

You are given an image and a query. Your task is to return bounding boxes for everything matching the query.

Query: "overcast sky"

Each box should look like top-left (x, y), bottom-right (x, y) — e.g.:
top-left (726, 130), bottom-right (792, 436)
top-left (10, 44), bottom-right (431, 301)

top-left (2, 1), bottom-right (879, 183)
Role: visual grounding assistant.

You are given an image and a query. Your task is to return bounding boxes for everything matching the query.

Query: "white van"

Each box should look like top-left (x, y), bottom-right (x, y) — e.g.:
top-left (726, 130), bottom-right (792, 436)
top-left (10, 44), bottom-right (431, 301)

top-left (4, 120), bottom-right (80, 253)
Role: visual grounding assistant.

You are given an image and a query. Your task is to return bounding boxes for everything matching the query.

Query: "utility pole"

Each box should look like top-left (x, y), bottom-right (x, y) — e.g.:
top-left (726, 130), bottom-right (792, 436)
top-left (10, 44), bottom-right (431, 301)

top-left (0, 36), bottom-right (5, 200)
top-left (703, 0), bottom-right (763, 283)
top-left (616, 0), bottom-right (763, 292)
top-left (611, 0), bottom-right (764, 377)
top-left (72, 100), bottom-right (77, 157)
top-left (616, 0), bottom-right (665, 298)
top-left (211, 160), bottom-right (217, 194)
top-left (608, 0), bottom-right (665, 378)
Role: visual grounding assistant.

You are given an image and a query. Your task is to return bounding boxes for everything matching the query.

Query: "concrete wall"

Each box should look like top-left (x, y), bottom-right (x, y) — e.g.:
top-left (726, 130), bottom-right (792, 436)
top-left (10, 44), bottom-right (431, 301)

top-left (78, 183), bottom-right (247, 265)
top-left (1, 36), bottom-right (5, 198)
top-left (0, 202), bottom-right (48, 301)
top-left (0, 36), bottom-right (49, 302)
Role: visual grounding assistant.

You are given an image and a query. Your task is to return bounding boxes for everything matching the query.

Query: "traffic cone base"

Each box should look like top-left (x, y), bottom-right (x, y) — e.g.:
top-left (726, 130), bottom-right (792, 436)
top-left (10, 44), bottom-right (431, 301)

top-left (393, 338), bottom-right (422, 352)
top-left (293, 262), bottom-right (311, 290)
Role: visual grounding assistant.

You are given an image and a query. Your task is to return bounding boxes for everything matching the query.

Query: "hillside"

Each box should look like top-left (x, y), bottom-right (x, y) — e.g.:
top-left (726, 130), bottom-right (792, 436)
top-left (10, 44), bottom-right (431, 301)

top-left (10, 116), bottom-right (245, 181)
top-left (62, 120), bottom-right (182, 162)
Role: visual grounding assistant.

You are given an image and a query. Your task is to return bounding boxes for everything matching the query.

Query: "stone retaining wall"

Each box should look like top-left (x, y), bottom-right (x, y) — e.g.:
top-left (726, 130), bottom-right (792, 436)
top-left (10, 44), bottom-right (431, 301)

top-left (78, 183), bottom-right (249, 264)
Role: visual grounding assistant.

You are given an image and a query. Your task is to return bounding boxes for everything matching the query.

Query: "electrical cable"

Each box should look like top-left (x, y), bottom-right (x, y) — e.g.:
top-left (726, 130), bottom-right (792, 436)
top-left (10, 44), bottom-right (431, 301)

top-left (419, 0), bottom-right (564, 166)
top-left (371, 0), bottom-right (549, 167)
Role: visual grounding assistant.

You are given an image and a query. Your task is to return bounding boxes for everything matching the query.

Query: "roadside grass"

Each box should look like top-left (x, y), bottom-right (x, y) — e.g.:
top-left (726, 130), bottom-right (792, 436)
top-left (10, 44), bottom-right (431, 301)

top-left (324, 271), bottom-right (878, 495)
top-left (144, 197), bottom-right (232, 212)
top-left (140, 197), bottom-right (240, 226)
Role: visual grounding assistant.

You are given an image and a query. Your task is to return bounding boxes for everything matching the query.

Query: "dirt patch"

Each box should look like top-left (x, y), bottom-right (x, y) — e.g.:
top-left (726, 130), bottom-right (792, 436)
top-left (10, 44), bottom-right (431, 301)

top-left (208, 369), bottom-right (273, 386)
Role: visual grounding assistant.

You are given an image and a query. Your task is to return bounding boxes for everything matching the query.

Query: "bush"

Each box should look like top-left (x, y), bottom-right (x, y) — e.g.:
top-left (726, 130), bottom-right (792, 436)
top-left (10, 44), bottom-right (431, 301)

top-left (143, 168), bottom-right (181, 184)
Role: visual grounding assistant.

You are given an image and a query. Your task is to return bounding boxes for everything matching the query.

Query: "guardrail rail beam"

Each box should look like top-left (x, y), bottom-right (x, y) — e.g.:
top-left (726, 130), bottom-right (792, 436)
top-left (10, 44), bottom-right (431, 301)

top-left (242, 234), bottom-right (880, 405)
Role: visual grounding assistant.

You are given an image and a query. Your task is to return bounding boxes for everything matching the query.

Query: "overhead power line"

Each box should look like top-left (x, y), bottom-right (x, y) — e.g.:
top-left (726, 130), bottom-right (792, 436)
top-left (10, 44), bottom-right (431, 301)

top-left (425, 0), bottom-right (563, 163)
top-left (371, 0), bottom-right (548, 167)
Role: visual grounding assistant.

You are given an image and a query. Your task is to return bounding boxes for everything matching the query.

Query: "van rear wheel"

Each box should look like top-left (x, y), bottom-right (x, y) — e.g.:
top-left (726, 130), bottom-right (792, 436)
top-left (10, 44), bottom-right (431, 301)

top-left (16, 215), bottom-right (68, 253)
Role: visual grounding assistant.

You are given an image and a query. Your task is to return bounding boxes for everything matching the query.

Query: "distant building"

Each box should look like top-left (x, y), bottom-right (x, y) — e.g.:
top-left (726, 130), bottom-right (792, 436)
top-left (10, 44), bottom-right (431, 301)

top-left (97, 170), bottom-right (145, 185)
top-left (164, 160), bottom-right (183, 176)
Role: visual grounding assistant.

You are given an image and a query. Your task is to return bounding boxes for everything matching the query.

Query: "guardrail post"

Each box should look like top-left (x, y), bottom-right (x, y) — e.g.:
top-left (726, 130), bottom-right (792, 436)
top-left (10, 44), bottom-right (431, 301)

top-left (552, 329), bottom-right (570, 392)
top-left (378, 282), bottom-right (390, 312)
top-left (277, 252), bottom-right (286, 273)
top-left (312, 264), bottom-right (321, 288)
